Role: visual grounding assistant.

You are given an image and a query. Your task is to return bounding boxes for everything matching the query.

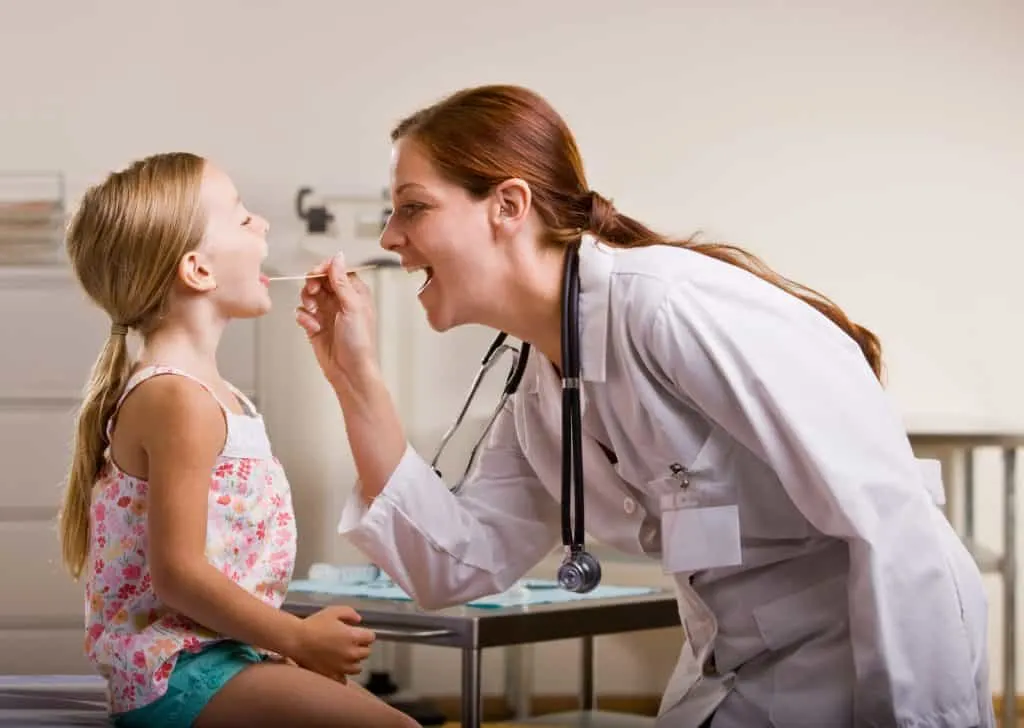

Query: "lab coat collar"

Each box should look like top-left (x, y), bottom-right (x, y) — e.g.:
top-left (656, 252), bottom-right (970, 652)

top-left (527, 235), bottom-right (613, 394)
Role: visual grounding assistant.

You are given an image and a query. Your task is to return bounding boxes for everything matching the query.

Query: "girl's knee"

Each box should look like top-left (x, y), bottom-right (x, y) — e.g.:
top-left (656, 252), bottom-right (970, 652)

top-left (380, 707), bottom-right (421, 728)
top-left (394, 714), bottom-right (422, 728)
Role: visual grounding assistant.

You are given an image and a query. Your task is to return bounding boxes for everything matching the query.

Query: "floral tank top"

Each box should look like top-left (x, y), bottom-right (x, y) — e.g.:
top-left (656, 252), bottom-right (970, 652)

top-left (83, 365), bottom-right (297, 713)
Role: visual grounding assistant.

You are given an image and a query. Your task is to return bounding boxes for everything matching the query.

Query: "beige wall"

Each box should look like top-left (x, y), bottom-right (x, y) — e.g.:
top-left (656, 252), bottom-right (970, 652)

top-left (2, 0), bottom-right (1022, 698)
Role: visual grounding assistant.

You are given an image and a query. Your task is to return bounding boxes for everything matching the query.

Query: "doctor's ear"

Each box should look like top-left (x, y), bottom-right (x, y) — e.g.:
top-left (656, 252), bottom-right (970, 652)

top-left (491, 179), bottom-right (531, 230)
top-left (177, 250), bottom-right (217, 292)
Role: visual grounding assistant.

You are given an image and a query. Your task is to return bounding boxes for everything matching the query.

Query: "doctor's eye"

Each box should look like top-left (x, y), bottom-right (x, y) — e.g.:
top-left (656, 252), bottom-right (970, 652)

top-left (399, 203), bottom-right (426, 218)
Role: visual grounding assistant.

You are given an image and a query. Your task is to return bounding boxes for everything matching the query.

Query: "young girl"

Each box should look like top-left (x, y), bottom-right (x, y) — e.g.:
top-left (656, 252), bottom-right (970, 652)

top-left (57, 152), bottom-right (420, 728)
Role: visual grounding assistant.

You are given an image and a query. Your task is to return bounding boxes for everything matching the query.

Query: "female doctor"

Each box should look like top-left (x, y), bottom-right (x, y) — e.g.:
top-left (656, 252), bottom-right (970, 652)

top-left (295, 84), bottom-right (993, 728)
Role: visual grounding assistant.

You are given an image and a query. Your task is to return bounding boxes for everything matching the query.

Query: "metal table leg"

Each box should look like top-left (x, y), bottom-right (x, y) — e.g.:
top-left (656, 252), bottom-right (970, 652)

top-left (1003, 447), bottom-right (1017, 728)
top-left (462, 647), bottom-right (482, 728)
top-left (504, 645), bottom-right (533, 719)
top-left (580, 635), bottom-right (595, 710)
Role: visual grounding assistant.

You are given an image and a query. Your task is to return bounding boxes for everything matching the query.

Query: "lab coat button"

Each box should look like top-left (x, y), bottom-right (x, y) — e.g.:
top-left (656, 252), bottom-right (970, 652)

top-left (623, 497), bottom-right (636, 514)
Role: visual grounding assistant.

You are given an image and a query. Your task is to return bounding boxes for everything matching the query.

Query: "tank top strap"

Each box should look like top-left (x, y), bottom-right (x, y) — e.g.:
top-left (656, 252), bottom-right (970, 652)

top-left (222, 379), bottom-right (259, 417)
top-left (105, 365), bottom-right (235, 441)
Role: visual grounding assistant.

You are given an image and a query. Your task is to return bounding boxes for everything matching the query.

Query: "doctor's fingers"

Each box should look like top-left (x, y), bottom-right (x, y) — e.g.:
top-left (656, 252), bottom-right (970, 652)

top-left (299, 289), bottom-right (367, 331)
top-left (346, 273), bottom-right (372, 300)
top-left (298, 286), bottom-right (335, 317)
top-left (302, 253), bottom-right (348, 297)
top-left (295, 306), bottom-right (323, 338)
top-left (326, 274), bottom-right (375, 322)
top-left (295, 289), bottom-right (339, 337)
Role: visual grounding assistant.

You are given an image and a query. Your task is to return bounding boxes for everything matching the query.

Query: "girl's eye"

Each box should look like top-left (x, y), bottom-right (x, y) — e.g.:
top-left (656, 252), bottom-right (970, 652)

top-left (401, 203), bottom-right (425, 217)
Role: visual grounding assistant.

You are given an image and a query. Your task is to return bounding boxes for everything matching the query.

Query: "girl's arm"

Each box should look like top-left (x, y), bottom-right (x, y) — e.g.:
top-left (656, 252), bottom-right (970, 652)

top-left (137, 375), bottom-right (372, 678)
top-left (139, 375), bottom-right (302, 654)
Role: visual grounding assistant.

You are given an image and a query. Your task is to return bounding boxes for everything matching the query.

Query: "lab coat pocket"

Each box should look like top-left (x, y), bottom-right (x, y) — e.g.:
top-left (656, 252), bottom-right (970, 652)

top-left (644, 426), bottom-right (731, 502)
top-left (659, 496), bottom-right (742, 574)
top-left (650, 429), bottom-right (741, 573)
top-left (752, 574), bottom-right (847, 651)
top-left (752, 575), bottom-right (852, 725)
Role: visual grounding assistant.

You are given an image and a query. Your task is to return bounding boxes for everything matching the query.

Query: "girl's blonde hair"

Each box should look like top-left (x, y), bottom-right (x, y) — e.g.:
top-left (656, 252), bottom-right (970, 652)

top-left (59, 152), bottom-right (207, 580)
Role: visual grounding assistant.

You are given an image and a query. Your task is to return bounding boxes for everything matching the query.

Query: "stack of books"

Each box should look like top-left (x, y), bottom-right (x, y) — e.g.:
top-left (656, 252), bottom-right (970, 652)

top-left (0, 172), bottom-right (66, 266)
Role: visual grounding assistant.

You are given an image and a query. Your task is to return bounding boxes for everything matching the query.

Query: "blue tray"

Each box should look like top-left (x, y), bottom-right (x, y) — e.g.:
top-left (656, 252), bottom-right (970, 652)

top-left (287, 576), bottom-right (658, 609)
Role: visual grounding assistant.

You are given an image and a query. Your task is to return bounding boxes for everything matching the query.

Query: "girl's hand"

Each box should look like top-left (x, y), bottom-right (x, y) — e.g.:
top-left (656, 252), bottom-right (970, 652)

top-left (288, 605), bottom-right (375, 683)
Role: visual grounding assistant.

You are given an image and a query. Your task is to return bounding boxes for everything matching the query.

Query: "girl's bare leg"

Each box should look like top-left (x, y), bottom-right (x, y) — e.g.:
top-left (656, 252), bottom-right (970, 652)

top-left (194, 662), bottom-right (421, 728)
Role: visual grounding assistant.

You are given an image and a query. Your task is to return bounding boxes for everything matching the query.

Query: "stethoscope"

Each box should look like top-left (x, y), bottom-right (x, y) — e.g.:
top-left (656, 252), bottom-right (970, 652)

top-left (429, 243), bottom-right (602, 594)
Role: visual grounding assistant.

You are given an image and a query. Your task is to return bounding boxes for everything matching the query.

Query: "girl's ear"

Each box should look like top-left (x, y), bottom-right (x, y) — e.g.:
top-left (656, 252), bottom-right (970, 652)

top-left (177, 251), bottom-right (217, 292)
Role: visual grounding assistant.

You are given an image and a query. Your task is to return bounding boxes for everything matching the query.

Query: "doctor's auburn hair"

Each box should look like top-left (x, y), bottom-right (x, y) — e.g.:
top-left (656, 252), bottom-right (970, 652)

top-left (391, 85), bottom-right (884, 381)
top-left (58, 152), bottom-right (208, 580)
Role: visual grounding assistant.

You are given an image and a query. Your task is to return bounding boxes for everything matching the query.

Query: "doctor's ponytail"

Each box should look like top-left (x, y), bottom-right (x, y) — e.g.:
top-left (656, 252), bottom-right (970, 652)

top-left (582, 190), bottom-right (884, 381)
top-left (392, 85), bottom-right (884, 382)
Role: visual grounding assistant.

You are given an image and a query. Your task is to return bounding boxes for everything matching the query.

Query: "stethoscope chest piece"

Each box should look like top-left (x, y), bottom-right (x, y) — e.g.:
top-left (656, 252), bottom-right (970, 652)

top-left (557, 547), bottom-right (602, 594)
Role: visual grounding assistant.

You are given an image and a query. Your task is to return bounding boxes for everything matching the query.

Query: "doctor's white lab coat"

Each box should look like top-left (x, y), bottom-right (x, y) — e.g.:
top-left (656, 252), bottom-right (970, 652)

top-left (339, 235), bottom-right (993, 727)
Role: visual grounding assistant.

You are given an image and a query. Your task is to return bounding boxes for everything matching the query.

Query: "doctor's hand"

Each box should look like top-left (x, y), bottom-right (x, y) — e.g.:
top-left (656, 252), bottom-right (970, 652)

top-left (288, 605), bottom-right (376, 683)
top-left (295, 252), bottom-right (379, 388)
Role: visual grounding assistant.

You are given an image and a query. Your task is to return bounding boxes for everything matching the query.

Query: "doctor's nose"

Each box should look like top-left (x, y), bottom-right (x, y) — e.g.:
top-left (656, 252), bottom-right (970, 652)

top-left (379, 216), bottom-right (402, 251)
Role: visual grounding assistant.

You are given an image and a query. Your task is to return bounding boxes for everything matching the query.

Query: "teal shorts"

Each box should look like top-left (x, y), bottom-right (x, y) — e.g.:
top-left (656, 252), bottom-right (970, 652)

top-left (111, 640), bottom-right (269, 728)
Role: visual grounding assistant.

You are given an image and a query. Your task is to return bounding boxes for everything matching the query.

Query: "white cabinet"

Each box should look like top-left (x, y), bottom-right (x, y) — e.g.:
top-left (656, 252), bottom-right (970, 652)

top-left (0, 263), bottom-right (255, 674)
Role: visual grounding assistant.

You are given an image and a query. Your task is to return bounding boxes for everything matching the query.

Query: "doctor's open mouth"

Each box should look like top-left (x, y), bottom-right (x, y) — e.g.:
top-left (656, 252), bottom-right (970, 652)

top-left (405, 265), bottom-right (434, 294)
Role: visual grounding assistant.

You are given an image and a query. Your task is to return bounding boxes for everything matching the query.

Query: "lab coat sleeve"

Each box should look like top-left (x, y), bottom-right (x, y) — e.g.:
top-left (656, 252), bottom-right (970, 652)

top-left (337, 399), bottom-right (562, 610)
top-left (637, 276), bottom-right (977, 724)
